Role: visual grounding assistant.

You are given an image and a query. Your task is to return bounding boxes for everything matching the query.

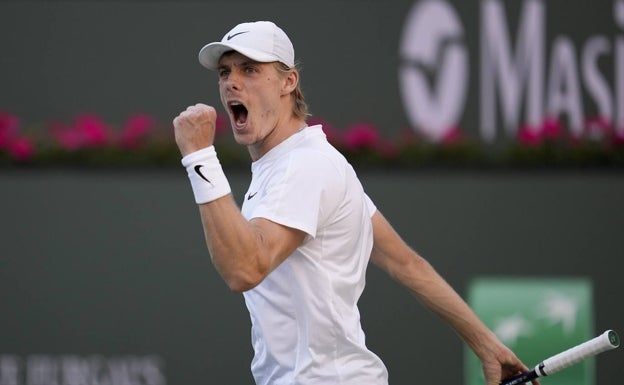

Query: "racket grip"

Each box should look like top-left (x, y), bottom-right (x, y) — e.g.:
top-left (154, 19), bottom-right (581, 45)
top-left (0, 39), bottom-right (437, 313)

top-left (539, 330), bottom-right (619, 375)
top-left (499, 330), bottom-right (620, 385)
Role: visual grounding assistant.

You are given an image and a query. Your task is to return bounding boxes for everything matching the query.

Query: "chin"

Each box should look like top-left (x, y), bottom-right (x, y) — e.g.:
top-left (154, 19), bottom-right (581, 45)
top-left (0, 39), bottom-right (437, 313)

top-left (231, 130), bottom-right (254, 146)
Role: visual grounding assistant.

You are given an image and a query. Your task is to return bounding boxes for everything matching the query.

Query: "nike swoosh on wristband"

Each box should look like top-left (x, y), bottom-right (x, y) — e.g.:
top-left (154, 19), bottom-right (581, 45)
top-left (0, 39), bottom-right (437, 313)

top-left (227, 31), bottom-right (249, 40)
top-left (247, 191), bottom-right (258, 200)
top-left (194, 165), bottom-right (213, 185)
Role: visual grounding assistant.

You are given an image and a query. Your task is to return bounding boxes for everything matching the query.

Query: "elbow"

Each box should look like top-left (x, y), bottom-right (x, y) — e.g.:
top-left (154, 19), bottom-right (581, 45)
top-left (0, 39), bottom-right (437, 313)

top-left (222, 269), bottom-right (266, 293)
top-left (226, 277), bottom-right (259, 293)
top-left (212, 247), bottom-right (271, 293)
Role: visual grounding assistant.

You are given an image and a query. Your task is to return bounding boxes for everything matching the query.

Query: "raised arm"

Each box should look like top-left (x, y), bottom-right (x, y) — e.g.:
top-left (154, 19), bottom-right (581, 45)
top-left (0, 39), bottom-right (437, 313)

top-left (173, 103), bottom-right (306, 292)
top-left (368, 210), bottom-right (538, 385)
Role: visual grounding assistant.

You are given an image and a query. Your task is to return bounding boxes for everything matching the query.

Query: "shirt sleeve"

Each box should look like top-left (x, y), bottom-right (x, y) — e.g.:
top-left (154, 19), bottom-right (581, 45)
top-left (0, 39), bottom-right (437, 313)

top-left (246, 151), bottom-right (342, 238)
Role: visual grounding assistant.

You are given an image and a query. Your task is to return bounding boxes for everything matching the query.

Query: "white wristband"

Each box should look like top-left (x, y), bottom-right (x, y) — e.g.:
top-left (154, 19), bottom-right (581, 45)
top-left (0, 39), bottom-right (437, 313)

top-left (181, 146), bottom-right (231, 204)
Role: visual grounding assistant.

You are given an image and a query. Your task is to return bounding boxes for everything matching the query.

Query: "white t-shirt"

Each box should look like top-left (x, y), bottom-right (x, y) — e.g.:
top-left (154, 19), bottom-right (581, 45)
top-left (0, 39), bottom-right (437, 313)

top-left (241, 125), bottom-right (388, 385)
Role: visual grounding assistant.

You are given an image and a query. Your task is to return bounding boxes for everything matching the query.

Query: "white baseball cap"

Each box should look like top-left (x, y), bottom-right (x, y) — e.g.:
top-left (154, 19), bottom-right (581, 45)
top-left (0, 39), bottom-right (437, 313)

top-left (198, 21), bottom-right (295, 71)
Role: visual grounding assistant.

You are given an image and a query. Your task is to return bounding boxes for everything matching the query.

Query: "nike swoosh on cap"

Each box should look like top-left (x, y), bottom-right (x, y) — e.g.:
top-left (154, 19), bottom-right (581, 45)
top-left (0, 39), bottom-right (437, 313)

top-left (227, 31), bottom-right (249, 40)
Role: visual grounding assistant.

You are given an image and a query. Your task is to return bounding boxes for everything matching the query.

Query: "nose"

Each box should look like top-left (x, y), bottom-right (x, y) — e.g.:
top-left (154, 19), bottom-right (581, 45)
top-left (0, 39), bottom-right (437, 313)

top-left (224, 71), bottom-right (242, 92)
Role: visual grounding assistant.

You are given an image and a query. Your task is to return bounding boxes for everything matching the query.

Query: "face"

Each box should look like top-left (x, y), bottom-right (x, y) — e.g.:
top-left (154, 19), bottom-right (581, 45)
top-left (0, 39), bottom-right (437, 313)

top-left (217, 52), bottom-right (295, 156)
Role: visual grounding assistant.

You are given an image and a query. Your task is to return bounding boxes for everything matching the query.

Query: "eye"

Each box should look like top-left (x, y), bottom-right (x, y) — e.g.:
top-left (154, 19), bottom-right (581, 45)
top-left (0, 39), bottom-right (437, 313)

top-left (218, 69), bottom-right (230, 78)
top-left (245, 66), bottom-right (257, 74)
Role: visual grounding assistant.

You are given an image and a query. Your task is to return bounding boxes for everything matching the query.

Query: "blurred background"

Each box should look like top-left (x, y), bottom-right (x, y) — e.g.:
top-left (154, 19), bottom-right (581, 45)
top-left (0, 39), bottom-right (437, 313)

top-left (1, 1), bottom-right (623, 384)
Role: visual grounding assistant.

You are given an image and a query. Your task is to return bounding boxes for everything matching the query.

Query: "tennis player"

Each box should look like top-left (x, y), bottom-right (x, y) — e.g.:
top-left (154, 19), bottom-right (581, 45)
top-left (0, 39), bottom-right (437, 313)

top-left (173, 21), bottom-right (538, 385)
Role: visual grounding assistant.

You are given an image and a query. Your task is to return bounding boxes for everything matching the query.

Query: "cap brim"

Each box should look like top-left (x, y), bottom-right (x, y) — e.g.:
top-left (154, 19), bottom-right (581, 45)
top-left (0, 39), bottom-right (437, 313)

top-left (198, 42), bottom-right (282, 70)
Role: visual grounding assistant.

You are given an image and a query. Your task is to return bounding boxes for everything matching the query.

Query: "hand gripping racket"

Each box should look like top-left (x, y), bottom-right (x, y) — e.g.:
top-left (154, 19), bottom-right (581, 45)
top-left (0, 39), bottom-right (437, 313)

top-left (500, 329), bottom-right (620, 385)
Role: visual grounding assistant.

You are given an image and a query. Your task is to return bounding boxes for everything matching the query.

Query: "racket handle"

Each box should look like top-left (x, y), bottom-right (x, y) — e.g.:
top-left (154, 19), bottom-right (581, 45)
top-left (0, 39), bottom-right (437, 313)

top-left (538, 330), bottom-right (619, 375)
top-left (499, 330), bottom-right (620, 385)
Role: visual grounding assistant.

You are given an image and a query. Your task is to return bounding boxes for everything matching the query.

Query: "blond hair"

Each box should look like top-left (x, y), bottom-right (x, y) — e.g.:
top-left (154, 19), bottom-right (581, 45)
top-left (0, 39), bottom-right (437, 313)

top-left (274, 62), bottom-right (310, 121)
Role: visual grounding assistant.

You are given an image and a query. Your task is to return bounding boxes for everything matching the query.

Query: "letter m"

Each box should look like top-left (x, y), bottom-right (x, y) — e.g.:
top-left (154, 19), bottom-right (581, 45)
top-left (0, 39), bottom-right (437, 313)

top-left (480, 0), bottom-right (545, 142)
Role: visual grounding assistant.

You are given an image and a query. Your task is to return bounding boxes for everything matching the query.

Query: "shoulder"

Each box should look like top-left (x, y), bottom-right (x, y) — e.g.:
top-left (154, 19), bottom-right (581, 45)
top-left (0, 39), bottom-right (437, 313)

top-left (288, 127), bottom-right (348, 173)
top-left (255, 125), bottom-right (351, 184)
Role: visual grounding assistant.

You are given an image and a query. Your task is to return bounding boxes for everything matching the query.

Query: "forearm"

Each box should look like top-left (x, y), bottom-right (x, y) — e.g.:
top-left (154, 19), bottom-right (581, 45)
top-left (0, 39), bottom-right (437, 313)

top-left (370, 212), bottom-right (498, 358)
top-left (396, 255), bottom-right (499, 358)
top-left (416, 268), bottom-right (538, 385)
top-left (371, 211), bottom-right (532, 385)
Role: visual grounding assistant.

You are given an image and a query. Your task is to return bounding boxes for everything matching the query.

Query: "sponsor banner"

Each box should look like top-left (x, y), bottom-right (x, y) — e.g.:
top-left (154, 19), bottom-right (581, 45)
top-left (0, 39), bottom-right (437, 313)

top-left (465, 278), bottom-right (593, 385)
top-left (0, 355), bottom-right (165, 385)
top-left (399, 0), bottom-right (623, 142)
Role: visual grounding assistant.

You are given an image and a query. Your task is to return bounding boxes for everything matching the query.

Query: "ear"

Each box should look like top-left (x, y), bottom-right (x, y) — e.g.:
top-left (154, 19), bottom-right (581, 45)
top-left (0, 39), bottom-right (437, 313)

top-left (281, 69), bottom-right (299, 95)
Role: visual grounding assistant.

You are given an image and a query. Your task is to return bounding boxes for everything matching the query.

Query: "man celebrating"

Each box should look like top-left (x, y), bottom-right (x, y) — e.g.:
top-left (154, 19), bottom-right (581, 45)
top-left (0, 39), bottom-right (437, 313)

top-left (173, 21), bottom-right (537, 385)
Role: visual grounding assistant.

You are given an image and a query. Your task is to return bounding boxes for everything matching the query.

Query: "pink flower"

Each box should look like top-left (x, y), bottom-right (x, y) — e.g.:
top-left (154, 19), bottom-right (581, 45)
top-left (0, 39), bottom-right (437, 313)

top-left (50, 113), bottom-right (112, 150)
top-left (540, 117), bottom-right (563, 141)
top-left (517, 124), bottom-right (542, 147)
top-left (8, 136), bottom-right (35, 161)
top-left (50, 120), bottom-right (83, 150)
top-left (0, 112), bottom-right (20, 148)
top-left (441, 126), bottom-right (464, 145)
top-left (343, 122), bottom-right (381, 151)
top-left (74, 114), bottom-right (111, 147)
top-left (516, 118), bottom-right (563, 147)
top-left (118, 113), bottom-right (156, 149)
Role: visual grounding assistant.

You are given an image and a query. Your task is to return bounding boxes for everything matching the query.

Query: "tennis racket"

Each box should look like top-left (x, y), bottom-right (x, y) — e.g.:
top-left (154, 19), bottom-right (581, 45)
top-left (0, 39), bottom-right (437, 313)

top-left (500, 329), bottom-right (620, 385)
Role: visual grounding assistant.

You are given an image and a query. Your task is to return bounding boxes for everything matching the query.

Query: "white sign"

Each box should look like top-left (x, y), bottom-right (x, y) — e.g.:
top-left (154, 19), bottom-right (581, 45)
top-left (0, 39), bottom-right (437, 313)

top-left (399, 0), bottom-right (624, 142)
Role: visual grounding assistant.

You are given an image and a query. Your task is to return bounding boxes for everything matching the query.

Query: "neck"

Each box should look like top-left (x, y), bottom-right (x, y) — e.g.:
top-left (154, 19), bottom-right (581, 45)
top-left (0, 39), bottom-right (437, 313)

top-left (247, 118), bottom-right (307, 161)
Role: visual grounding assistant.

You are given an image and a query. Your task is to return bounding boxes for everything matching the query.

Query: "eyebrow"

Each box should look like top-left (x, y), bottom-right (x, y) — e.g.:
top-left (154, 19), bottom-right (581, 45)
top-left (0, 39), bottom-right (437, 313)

top-left (218, 58), bottom-right (261, 71)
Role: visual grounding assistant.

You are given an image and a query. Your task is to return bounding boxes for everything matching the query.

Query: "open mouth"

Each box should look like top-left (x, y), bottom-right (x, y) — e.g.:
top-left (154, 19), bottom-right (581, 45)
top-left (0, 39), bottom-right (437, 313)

top-left (228, 102), bottom-right (248, 127)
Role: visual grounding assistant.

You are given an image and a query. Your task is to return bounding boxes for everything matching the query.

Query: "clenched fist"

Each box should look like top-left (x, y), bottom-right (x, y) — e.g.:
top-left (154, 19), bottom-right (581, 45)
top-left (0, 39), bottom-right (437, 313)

top-left (173, 103), bottom-right (218, 157)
